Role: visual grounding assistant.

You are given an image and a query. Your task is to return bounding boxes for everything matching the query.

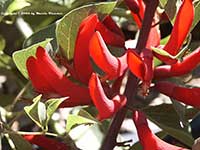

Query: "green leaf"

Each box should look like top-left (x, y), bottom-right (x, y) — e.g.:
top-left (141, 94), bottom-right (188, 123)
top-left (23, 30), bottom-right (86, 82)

top-left (171, 99), bottom-right (189, 127)
top-left (24, 95), bottom-right (46, 129)
top-left (191, 1), bottom-right (200, 31)
top-left (144, 104), bottom-right (195, 147)
top-left (66, 114), bottom-right (97, 132)
top-left (45, 97), bottom-right (65, 127)
top-left (152, 47), bottom-right (174, 58)
top-left (37, 101), bottom-right (47, 129)
top-left (0, 35), bottom-right (6, 52)
top-left (56, 1), bottom-right (117, 60)
top-left (78, 109), bottom-right (98, 122)
top-left (0, 0), bottom-right (13, 22)
top-left (7, 0), bottom-right (30, 13)
top-left (23, 22), bottom-right (57, 50)
top-left (159, 0), bottom-right (168, 7)
top-left (12, 38), bottom-right (52, 79)
top-left (9, 134), bottom-right (32, 150)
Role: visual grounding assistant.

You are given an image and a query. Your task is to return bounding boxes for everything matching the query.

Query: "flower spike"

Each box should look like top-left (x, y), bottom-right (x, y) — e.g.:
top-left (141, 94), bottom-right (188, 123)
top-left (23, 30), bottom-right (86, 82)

top-left (154, 47), bottom-right (200, 79)
top-left (26, 46), bottom-right (91, 107)
top-left (133, 111), bottom-right (188, 150)
top-left (89, 31), bottom-right (127, 79)
top-left (74, 14), bottom-right (98, 84)
top-left (89, 73), bottom-right (127, 120)
top-left (155, 81), bottom-right (200, 108)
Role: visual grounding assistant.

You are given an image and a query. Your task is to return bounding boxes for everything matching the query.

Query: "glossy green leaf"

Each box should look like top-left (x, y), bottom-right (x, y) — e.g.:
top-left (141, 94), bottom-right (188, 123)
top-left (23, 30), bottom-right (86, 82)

top-left (12, 38), bottom-right (52, 79)
top-left (9, 134), bottom-right (32, 150)
top-left (24, 95), bottom-right (45, 129)
top-left (66, 113), bottom-right (97, 132)
top-left (56, 1), bottom-right (117, 60)
top-left (144, 104), bottom-right (195, 147)
top-left (45, 97), bottom-right (65, 127)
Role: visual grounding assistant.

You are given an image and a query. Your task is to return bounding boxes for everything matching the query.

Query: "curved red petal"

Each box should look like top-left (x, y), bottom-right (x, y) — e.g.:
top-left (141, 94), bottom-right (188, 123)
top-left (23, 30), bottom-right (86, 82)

top-left (96, 20), bottom-right (125, 47)
top-left (127, 50), bottom-right (145, 80)
top-left (133, 111), bottom-right (188, 150)
top-left (74, 14), bottom-right (98, 84)
top-left (155, 81), bottom-right (200, 108)
top-left (26, 56), bottom-right (55, 94)
top-left (89, 31), bottom-right (127, 79)
top-left (154, 47), bottom-right (200, 79)
top-left (130, 0), bottom-right (145, 28)
top-left (101, 15), bottom-right (125, 39)
top-left (89, 73), bottom-right (126, 120)
top-left (164, 0), bottom-right (194, 55)
top-left (23, 135), bottom-right (69, 150)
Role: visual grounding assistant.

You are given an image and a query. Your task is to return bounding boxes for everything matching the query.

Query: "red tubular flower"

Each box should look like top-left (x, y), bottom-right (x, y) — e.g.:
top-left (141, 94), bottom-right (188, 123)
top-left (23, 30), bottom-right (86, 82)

top-left (125, 0), bottom-right (145, 28)
top-left (89, 73), bottom-right (127, 120)
top-left (26, 46), bottom-right (91, 107)
top-left (154, 47), bottom-right (200, 79)
top-left (155, 81), bottom-right (200, 108)
top-left (133, 110), bottom-right (188, 150)
top-left (155, 0), bottom-right (194, 64)
top-left (89, 31), bottom-right (128, 79)
top-left (23, 135), bottom-right (69, 150)
top-left (73, 14), bottom-right (98, 84)
top-left (128, 49), bottom-right (153, 94)
top-left (96, 16), bottom-right (125, 47)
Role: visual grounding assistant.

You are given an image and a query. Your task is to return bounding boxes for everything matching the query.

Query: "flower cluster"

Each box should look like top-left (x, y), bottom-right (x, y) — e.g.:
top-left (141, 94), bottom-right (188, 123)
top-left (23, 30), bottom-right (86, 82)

top-left (25, 0), bottom-right (199, 149)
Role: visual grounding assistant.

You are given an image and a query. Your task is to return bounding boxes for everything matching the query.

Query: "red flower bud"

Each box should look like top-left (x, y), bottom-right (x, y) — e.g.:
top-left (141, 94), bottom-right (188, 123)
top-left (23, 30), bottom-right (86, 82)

top-left (89, 73), bottom-right (127, 120)
top-left (89, 31), bottom-right (127, 79)
top-left (26, 46), bottom-right (91, 107)
top-left (133, 111), bottom-right (188, 150)
top-left (23, 135), bottom-right (69, 150)
top-left (155, 81), bottom-right (200, 108)
top-left (154, 47), bottom-right (200, 79)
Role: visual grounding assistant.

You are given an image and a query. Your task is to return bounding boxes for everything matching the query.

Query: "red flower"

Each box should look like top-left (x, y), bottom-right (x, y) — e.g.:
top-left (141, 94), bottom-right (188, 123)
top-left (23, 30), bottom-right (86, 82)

top-left (155, 81), bottom-right (200, 108)
top-left (154, 47), bottom-right (200, 79)
top-left (133, 111), bottom-right (188, 150)
top-left (23, 135), bottom-right (69, 150)
top-left (89, 31), bottom-right (128, 79)
top-left (66, 14), bottom-right (125, 84)
top-left (96, 15), bottom-right (125, 47)
top-left (127, 48), bottom-right (153, 94)
top-left (125, 0), bottom-right (145, 28)
top-left (154, 0), bottom-right (194, 64)
top-left (26, 46), bottom-right (91, 107)
top-left (89, 73), bottom-right (127, 120)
